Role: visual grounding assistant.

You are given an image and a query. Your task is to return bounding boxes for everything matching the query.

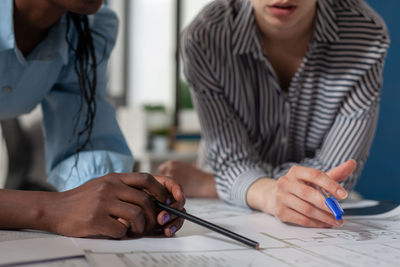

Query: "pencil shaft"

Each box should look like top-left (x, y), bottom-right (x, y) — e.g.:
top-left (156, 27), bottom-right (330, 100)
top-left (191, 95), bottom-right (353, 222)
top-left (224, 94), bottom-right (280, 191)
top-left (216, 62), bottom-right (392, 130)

top-left (155, 201), bottom-right (259, 249)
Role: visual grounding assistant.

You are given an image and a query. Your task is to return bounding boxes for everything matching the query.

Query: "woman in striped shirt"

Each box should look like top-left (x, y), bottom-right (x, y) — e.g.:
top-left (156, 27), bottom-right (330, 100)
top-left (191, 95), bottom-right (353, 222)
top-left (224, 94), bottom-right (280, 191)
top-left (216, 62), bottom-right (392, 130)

top-left (161, 0), bottom-right (389, 228)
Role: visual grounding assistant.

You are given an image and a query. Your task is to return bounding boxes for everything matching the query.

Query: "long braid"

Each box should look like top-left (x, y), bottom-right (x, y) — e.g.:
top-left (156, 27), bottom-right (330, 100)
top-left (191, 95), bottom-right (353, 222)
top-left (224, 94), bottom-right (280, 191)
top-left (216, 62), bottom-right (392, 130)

top-left (65, 13), bottom-right (97, 155)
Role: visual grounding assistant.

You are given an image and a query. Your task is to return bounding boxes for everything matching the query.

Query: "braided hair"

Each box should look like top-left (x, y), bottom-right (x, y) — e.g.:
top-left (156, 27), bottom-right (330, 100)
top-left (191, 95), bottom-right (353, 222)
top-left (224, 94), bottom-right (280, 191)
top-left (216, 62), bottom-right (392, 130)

top-left (65, 13), bottom-right (97, 155)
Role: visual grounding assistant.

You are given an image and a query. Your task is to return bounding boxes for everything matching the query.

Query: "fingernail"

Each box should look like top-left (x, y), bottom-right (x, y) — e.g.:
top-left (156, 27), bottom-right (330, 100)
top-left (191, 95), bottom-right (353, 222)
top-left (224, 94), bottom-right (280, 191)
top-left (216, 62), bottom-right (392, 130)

top-left (166, 198), bottom-right (171, 205)
top-left (162, 213), bottom-right (170, 224)
top-left (169, 225), bottom-right (177, 235)
top-left (337, 188), bottom-right (348, 199)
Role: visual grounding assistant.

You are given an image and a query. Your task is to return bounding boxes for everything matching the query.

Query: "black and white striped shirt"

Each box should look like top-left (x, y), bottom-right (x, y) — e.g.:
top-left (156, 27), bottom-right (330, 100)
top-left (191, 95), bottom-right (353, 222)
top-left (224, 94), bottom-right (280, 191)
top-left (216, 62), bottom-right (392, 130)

top-left (181, 0), bottom-right (390, 207)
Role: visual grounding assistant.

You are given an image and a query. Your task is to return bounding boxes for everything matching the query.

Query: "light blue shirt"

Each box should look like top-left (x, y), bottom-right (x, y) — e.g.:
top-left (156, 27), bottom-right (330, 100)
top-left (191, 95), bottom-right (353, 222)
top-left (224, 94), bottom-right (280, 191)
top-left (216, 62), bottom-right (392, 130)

top-left (0, 0), bottom-right (134, 191)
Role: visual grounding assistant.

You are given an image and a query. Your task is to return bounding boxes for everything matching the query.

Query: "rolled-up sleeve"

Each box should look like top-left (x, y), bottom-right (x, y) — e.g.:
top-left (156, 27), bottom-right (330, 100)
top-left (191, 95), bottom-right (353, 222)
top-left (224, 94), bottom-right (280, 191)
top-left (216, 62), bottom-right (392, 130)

top-left (41, 7), bottom-right (134, 191)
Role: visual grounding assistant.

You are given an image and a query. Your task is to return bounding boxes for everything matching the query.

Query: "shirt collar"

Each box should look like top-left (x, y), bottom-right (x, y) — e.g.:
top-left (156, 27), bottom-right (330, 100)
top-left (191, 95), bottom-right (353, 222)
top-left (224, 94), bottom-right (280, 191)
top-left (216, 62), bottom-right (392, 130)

top-left (314, 0), bottom-right (340, 43)
top-left (232, 0), bottom-right (260, 56)
top-left (232, 0), bottom-right (340, 57)
top-left (0, 0), bottom-right (69, 65)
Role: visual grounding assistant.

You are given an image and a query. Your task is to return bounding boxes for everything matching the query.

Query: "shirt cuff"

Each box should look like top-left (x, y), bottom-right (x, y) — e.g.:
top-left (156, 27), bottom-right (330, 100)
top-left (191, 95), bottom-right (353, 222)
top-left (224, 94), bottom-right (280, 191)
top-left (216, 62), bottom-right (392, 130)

top-left (230, 168), bottom-right (268, 208)
top-left (47, 150), bottom-right (134, 192)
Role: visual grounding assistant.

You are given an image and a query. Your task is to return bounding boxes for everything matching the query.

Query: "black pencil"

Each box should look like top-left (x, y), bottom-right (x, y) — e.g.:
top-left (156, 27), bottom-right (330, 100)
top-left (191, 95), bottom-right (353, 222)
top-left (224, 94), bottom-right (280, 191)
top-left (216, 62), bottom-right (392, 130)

top-left (155, 200), bottom-right (260, 250)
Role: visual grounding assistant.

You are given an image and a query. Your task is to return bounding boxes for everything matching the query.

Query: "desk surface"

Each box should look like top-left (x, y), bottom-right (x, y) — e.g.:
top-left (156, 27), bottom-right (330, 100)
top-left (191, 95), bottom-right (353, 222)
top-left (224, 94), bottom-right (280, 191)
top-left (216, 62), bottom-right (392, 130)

top-left (1, 199), bottom-right (400, 267)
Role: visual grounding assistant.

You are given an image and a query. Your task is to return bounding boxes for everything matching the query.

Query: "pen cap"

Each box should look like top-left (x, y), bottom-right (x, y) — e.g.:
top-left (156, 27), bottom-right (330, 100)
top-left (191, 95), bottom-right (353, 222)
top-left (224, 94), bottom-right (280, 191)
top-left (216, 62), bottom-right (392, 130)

top-left (325, 197), bottom-right (344, 221)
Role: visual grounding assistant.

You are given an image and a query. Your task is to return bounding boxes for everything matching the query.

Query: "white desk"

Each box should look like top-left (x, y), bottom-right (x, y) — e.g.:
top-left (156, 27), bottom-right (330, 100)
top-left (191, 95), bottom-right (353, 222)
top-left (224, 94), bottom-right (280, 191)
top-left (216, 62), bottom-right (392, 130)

top-left (1, 199), bottom-right (400, 267)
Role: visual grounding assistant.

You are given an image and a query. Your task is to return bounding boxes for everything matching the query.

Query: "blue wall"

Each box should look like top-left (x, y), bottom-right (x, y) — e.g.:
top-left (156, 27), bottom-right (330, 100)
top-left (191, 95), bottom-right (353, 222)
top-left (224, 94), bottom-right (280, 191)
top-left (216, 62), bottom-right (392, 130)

top-left (354, 0), bottom-right (400, 203)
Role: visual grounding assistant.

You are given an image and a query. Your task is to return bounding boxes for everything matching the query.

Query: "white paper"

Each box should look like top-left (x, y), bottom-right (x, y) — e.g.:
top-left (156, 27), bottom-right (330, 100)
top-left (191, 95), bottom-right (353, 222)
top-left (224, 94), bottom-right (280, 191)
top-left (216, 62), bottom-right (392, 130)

top-left (3, 199), bottom-right (400, 267)
top-left (84, 249), bottom-right (289, 267)
top-left (184, 198), bottom-right (254, 220)
top-left (72, 235), bottom-right (244, 254)
top-left (0, 237), bottom-right (84, 266)
top-left (0, 229), bottom-right (56, 243)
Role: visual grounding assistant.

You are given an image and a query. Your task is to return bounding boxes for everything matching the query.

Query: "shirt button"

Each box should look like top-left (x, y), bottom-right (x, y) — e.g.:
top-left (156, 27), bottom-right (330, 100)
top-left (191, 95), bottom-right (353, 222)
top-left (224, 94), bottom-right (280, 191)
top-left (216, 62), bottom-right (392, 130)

top-left (281, 137), bottom-right (287, 144)
top-left (285, 102), bottom-right (290, 110)
top-left (3, 86), bottom-right (11, 93)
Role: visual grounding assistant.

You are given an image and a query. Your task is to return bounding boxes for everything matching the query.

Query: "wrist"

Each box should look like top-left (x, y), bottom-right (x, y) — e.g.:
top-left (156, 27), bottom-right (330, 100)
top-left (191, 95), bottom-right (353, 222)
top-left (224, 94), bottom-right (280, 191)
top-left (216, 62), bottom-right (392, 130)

top-left (0, 190), bottom-right (59, 232)
top-left (199, 173), bottom-right (218, 198)
top-left (246, 178), bottom-right (276, 213)
top-left (29, 191), bottom-right (60, 233)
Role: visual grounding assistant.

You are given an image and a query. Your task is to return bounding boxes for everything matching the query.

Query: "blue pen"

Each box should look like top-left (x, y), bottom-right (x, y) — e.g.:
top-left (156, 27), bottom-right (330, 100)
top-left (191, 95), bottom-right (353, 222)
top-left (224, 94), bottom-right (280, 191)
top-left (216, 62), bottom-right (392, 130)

top-left (317, 187), bottom-right (344, 221)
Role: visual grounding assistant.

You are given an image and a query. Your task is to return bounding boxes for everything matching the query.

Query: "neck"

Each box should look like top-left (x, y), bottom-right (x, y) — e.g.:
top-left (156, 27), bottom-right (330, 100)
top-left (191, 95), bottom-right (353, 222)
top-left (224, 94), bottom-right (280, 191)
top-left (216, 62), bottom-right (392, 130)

top-left (255, 7), bottom-right (316, 45)
top-left (13, 0), bottom-right (66, 55)
top-left (14, 0), bottom-right (66, 30)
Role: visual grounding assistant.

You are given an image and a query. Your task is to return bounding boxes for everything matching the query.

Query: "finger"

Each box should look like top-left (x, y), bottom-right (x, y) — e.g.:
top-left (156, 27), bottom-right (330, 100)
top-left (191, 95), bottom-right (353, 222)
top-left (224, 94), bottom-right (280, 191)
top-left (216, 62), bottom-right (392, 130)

top-left (96, 217), bottom-right (128, 239)
top-left (116, 185), bottom-right (159, 231)
top-left (109, 202), bottom-right (147, 234)
top-left (153, 175), bottom-right (185, 203)
top-left (157, 210), bottom-right (175, 226)
top-left (277, 207), bottom-right (333, 228)
top-left (120, 173), bottom-right (170, 204)
top-left (283, 193), bottom-right (343, 227)
top-left (287, 166), bottom-right (348, 200)
top-left (156, 200), bottom-right (184, 226)
top-left (326, 159), bottom-right (357, 182)
top-left (162, 208), bottom-right (186, 237)
top-left (283, 179), bottom-right (330, 213)
top-left (117, 218), bottom-right (130, 228)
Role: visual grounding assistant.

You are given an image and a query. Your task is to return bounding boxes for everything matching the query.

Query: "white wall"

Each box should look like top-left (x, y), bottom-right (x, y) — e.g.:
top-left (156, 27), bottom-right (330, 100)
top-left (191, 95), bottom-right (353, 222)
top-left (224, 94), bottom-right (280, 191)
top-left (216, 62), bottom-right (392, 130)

top-left (110, 0), bottom-right (214, 109)
top-left (108, 0), bottom-right (127, 99)
top-left (128, 0), bottom-right (175, 109)
top-left (182, 0), bottom-right (213, 28)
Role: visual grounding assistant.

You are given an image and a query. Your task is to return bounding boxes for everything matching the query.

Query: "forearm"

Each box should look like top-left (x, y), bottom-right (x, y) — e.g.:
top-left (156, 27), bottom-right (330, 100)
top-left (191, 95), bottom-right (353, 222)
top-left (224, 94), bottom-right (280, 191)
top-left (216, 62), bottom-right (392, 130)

top-left (0, 189), bottom-right (57, 232)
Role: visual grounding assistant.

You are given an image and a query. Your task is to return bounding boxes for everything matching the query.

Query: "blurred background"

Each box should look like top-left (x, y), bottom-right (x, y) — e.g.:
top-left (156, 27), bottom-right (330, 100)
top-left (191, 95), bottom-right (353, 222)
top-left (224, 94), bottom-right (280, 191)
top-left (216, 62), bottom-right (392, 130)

top-left (0, 0), bottom-right (399, 203)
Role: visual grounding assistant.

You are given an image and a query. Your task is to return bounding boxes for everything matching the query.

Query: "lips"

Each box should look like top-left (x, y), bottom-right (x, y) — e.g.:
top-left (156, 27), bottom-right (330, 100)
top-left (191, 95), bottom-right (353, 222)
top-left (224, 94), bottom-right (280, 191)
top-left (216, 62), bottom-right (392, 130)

top-left (268, 2), bottom-right (298, 17)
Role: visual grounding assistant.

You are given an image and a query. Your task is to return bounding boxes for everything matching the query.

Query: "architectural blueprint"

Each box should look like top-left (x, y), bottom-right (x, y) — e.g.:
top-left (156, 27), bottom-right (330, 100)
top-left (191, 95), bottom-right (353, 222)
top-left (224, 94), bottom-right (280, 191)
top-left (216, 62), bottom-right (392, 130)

top-left (74, 199), bottom-right (400, 267)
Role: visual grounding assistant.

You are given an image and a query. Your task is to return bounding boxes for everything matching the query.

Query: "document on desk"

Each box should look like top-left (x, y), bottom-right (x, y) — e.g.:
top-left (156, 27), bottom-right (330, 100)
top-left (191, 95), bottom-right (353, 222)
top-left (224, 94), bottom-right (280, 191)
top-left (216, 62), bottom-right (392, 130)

top-left (75, 199), bottom-right (400, 267)
top-left (0, 235), bottom-right (84, 266)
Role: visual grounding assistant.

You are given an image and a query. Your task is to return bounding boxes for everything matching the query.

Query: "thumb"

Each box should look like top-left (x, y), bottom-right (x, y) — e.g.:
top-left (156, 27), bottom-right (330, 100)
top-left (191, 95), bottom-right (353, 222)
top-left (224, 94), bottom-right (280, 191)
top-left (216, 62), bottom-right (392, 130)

top-left (326, 159), bottom-right (357, 182)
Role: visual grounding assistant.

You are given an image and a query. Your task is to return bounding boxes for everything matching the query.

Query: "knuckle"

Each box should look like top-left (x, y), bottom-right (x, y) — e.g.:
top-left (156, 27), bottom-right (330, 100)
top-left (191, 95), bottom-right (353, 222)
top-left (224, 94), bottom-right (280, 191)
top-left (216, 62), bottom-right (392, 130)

top-left (140, 193), bottom-right (152, 207)
top-left (95, 180), bottom-right (114, 194)
top-left (301, 204), bottom-right (313, 215)
top-left (131, 206), bottom-right (144, 219)
top-left (298, 186), bottom-right (311, 199)
top-left (290, 165), bottom-right (300, 174)
top-left (131, 218), bottom-right (145, 234)
top-left (277, 176), bottom-right (288, 189)
top-left (103, 172), bottom-right (119, 181)
top-left (138, 173), bottom-right (155, 184)
top-left (309, 169), bottom-right (323, 180)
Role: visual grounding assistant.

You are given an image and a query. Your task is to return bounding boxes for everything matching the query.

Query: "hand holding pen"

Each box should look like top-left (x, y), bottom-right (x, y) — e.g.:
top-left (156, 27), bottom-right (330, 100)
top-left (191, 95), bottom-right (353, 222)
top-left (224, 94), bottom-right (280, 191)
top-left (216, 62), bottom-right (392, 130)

top-left (255, 159), bottom-right (356, 228)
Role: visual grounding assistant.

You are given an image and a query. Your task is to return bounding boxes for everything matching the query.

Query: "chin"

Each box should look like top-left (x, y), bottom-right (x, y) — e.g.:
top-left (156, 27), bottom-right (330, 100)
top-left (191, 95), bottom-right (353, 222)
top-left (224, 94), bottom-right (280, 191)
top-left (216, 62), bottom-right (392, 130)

top-left (71, 0), bottom-right (103, 15)
top-left (267, 17), bottom-right (298, 30)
